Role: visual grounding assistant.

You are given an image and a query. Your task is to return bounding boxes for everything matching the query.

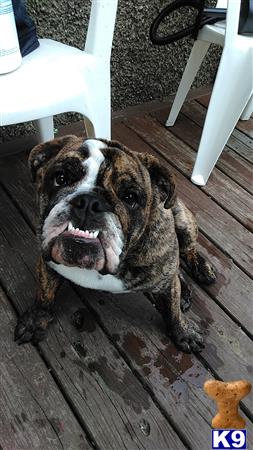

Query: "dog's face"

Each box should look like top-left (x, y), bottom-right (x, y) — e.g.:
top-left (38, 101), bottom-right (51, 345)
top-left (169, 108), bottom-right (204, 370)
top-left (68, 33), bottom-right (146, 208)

top-left (29, 136), bottom-right (176, 275)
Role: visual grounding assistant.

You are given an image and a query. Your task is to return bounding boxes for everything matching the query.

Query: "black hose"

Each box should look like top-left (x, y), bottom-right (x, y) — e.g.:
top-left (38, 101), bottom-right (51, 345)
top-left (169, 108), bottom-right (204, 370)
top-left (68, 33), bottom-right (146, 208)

top-left (150, 0), bottom-right (226, 45)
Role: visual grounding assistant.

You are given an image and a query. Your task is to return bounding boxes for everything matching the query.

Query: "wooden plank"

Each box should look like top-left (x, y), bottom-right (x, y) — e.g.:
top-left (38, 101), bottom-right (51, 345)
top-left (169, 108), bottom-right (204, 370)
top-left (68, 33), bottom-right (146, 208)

top-left (152, 106), bottom-right (253, 195)
top-left (43, 286), bottom-right (186, 450)
top-left (196, 234), bottom-right (253, 336)
top-left (0, 153), bottom-right (38, 228)
top-left (182, 100), bottom-right (253, 164)
top-left (236, 119), bottom-right (253, 139)
top-left (76, 287), bottom-right (220, 448)
top-left (0, 287), bottom-right (91, 450)
top-left (76, 286), bottom-right (253, 423)
top-left (186, 274), bottom-right (253, 412)
top-left (56, 121), bottom-right (86, 138)
top-left (197, 95), bottom-right (253, 139)
top-left (147, 110), bottom-right (253, 230)
top-left (0, 189), bottom-right (185, 450)
top-left (112, 85), bottom-right (212, 123)
top-left (232, 128), bottom-right (253, 163)
top-left (0, 121), bottom-right (84, 158)
top-left (0, 134), bottom-right (38, 157)
top-left (118, 119), bottom-right (253, 278)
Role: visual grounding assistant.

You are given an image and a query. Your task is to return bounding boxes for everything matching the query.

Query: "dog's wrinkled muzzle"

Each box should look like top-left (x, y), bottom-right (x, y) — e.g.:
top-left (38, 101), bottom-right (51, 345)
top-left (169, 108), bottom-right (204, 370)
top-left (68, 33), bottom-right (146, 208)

top-left (51, 232), bottom-right (105, 271)
top-left (43, 193), bottom-right (123, 274)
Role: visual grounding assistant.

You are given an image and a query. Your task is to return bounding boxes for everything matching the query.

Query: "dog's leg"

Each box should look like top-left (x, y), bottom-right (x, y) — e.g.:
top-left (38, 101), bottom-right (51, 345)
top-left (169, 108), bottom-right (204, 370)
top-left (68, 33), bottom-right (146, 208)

top-left (145, 272), bottom-right (192, 313)
top-left (152, 274), bottom-right (204, 353)
top-left (14, 257), bottom-right (61, 345)
top-left (179, 272), bottom-right (192, 312)
top-left (173, 199), bottom-right (216, 284)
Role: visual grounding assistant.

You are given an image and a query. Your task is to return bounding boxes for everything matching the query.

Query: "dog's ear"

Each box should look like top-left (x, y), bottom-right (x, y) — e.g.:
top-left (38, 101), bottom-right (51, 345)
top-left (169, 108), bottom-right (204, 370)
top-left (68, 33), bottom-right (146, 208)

top-left (29, 135), bottom-right (79, 183)
top-left (138, 153), bottom-right (176, 209)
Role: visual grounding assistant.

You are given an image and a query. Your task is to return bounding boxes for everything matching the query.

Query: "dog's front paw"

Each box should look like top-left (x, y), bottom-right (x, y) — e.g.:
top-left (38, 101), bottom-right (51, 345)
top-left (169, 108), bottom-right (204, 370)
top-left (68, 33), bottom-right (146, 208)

top-left (170, 319), bottom-right (204, 353)
top-left (14, 305), bottom-right (54, 345)
top-left (188, 254), bottom-right (216, 285)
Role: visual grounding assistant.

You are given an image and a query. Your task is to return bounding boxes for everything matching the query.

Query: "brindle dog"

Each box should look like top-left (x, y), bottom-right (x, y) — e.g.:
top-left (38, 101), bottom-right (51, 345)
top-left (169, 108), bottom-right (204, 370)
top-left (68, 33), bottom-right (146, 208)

top-left (15, 136), bottom-right (216, 352)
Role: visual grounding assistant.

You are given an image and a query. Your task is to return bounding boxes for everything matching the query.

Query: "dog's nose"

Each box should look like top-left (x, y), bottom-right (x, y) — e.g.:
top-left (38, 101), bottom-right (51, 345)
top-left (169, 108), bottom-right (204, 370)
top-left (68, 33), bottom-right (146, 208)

top-left (70, 193), bottom-right (105, 217)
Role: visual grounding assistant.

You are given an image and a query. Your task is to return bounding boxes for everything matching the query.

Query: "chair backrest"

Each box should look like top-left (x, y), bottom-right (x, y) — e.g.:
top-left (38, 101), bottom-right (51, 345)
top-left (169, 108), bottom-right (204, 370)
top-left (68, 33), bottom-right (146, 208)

top-left (85, 0), bottom-right (118, 60)
top-left (216, 0), bottom-right (227, 8)
top-left (224, 0), bottom-right (242, 44)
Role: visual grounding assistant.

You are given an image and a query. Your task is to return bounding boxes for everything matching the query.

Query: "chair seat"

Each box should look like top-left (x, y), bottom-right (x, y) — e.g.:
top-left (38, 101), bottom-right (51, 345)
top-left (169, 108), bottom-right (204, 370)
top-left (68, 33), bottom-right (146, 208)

top-left (199, 21), bottom-right (253, 46)
top-left (0, 39), bottom-right (97, 126)
top-left (198, 21), bottom-right (226, 46)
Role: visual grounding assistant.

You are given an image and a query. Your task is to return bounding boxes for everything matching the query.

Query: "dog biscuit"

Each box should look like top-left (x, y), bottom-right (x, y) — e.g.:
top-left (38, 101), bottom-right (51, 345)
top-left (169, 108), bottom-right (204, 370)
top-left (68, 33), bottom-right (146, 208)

top-left (204, 379), bottom-right (252, 429)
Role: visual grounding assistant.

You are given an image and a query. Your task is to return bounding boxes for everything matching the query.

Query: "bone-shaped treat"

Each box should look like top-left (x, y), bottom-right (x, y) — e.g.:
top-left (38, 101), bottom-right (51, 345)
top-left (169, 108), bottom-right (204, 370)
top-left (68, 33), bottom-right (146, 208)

top-left (204, 380), bottom-right (252, 429)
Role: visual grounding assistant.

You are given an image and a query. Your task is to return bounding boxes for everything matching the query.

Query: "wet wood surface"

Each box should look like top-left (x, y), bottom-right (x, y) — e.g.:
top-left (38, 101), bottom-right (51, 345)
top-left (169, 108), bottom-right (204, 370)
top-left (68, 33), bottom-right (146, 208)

top-left (0, 288), bottom-right (91, 450)
top-left (0, 96), bottom-right (252, 449)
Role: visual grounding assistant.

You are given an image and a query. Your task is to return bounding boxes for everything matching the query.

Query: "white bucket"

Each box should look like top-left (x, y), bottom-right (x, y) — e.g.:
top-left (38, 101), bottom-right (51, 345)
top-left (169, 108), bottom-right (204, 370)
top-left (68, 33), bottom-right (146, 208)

top-left (0, 0), bottom-right (22, 74)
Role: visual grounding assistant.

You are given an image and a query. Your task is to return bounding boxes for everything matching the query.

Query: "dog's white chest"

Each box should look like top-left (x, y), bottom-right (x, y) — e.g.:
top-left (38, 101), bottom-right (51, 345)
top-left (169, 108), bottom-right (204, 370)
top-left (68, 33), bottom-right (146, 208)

top-left (48, 261), bottom-right (127, 293)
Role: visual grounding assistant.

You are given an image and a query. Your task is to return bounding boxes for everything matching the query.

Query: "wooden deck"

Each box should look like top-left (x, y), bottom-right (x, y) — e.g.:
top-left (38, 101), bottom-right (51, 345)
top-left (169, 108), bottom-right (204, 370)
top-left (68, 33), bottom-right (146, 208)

top-left (0, 93), bottom-right (252, 450)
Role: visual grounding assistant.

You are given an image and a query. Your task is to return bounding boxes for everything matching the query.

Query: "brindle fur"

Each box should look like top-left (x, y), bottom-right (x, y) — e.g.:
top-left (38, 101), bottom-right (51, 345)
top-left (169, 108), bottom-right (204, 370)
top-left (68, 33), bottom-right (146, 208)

top-left (15, 136), bottom-right (216, 352)
top-left (14, 257), bottom-right (60, 344)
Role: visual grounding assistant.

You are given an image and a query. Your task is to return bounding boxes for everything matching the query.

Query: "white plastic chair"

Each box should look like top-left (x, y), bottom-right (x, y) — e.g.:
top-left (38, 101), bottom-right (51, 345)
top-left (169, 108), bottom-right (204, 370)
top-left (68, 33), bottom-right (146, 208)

top-left (0, 0), bottom-right (118, 142)
top-left (166, 0), bottom-right (253, 186)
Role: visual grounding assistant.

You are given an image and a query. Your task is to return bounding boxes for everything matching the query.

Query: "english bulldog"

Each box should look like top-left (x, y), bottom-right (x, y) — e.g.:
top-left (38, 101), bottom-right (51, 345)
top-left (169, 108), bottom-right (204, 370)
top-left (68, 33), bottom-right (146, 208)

top-left (15, 136), bottom-right (216, 352)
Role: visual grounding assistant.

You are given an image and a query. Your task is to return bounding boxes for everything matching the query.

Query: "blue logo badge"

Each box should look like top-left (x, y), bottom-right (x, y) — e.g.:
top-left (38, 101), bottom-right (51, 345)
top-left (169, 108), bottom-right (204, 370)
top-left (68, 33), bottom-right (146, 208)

top-left (212, 430), bottom-right (247, 449)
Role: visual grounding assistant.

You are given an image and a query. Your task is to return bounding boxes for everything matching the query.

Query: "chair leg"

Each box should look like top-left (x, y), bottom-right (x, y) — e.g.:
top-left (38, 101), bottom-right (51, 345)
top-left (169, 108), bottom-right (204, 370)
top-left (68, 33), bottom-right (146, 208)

top-left (166, 40), bottom-right (210, 126)
top-left (91, 100), bottom-right (111, 139)
top-left (34, 116), bottom-right (54, 143)
top-left (240, 93), bottom-right (253, 120)
top-left (191, 47), bottom-right (252, 186)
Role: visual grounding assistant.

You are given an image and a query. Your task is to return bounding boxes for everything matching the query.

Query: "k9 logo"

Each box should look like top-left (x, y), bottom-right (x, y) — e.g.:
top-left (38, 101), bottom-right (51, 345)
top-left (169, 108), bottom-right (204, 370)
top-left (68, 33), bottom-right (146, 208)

top-left (212, 430), bottom-right (247, 449)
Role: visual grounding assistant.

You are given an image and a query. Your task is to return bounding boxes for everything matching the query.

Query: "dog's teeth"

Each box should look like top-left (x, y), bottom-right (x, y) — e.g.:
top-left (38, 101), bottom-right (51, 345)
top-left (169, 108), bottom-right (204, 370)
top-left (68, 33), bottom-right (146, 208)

top-left (67, 226), bottom-right (99, 239)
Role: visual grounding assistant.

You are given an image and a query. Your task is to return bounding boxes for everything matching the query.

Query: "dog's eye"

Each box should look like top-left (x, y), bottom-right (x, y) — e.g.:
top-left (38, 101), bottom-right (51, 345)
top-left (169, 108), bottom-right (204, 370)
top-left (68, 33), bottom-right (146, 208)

top-left (121, 192), bottom-right (139, 209)
top-left (54, 171), bottom-right (67, 187)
